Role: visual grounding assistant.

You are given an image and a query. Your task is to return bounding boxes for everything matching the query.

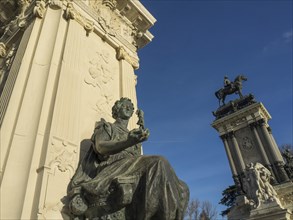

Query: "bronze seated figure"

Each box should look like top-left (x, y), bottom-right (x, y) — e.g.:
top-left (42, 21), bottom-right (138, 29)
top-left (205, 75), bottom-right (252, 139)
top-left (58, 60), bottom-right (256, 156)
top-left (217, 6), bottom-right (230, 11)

top-left (66, 98), bottom-right (189, 220)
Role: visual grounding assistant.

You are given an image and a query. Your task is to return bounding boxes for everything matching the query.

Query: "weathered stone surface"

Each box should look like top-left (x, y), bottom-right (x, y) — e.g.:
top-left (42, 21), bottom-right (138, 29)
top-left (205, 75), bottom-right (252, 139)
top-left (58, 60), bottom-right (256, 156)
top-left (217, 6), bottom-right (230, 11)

top-left (0, 1), bottom-right (156, 219)
top-left (212, 79), bottom-right (293, 219)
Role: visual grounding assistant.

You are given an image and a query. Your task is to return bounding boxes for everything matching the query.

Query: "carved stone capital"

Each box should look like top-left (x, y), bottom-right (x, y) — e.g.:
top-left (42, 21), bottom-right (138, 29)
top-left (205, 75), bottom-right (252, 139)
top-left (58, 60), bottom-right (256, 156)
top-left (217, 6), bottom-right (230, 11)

top-left (227, 131), bottom-right (235, 138)
top-left (257, 118), bottom-right (266, 126)
top-left (220, 134), bottom-right (229, 140)
top-left (116, 46), bottom-right (139, 69)
top-left (102, 0), bottom-right (117, 10)
top-left (34, 0), bottom-right (47, 18)
top-left (249, 122), bottom-right (257, 129)
top-left (49, 0), bottom-right (64, 9)
top-left (65, 3), bottom-right (94, 35)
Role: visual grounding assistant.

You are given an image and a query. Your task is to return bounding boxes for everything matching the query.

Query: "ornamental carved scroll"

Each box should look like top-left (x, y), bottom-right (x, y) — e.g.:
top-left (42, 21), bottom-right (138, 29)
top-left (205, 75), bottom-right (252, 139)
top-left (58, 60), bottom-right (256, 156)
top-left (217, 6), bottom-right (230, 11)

top-left (116, 46), bottom-right (139, 69)
top-left (48, 137), bottom-right (78, 173)
top-left (65, 3), bottom-right (94, 35)
top-left (84, 50), bottom-right (115, 118)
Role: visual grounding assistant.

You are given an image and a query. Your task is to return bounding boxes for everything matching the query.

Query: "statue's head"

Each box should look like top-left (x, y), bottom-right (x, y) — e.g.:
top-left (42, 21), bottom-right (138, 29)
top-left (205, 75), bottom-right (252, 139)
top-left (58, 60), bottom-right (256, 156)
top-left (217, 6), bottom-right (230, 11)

top-left (112, 97), bottom-right (134, 120)
top-left (224, 75), bottom-right (228, 79)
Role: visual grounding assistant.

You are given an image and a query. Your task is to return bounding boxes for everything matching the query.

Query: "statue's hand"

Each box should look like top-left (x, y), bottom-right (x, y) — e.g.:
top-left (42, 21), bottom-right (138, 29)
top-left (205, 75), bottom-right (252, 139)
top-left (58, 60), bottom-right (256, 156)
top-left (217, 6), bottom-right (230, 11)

top-left (128, 128), bottom-right (150, 145)
top-left (140, 128), bottom-right (150, 142)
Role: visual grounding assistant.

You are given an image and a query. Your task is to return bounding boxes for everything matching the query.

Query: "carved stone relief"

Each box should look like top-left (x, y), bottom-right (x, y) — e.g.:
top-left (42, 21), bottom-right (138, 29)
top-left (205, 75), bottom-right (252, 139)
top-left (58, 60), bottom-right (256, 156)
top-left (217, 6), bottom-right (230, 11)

top-left (48, 136), bottom-right (77, 173)
top-left (0, 43), bottom-right (18, 95)
top-left (87, 0), bottom-right (140, 48)
top-left (0, 0), bottom-right (32, 41)
top-left (85, 50), bottom-right (114, 118)
top-left (279, 191), bottom-right (293, 207)
top-left (35, 137), bottom-right (78, 219)
top-left (89, 0), bottom-right (119, 36)
top-left (235, 127), bottom-right (260, 164)
top-left (241, 136), bottom-right (254, 151)
top-left (242, 162), bottom-right (282, 209)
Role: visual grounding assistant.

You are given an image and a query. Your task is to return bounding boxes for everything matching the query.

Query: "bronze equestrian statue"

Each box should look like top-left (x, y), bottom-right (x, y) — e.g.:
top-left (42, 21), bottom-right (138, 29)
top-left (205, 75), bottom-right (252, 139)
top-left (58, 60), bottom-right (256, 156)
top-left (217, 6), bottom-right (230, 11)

top-left (215, 75), bottom-right (247, 106)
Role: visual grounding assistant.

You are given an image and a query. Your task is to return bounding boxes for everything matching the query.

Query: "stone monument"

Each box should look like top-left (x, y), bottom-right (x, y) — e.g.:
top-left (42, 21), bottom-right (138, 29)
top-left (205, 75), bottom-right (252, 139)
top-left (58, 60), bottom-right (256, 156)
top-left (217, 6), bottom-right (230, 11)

top-left (65, 97), bottom-right (189, 219)
top-left (0, 0), bottom-right (156, 219)
top-left (212, 75), bottom-right (293, 220)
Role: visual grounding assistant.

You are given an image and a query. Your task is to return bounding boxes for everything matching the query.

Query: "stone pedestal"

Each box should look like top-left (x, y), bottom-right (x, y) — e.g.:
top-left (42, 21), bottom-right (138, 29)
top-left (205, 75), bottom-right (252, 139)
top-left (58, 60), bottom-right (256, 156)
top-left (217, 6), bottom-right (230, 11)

top-left (212, 95), bottom-right (293, 220)
top-left (212, 95), bottom-right (290, 185)
top-left (229, 196), bottom-right (292, 220)
top-left (0, 0), bottom-right (155, 219)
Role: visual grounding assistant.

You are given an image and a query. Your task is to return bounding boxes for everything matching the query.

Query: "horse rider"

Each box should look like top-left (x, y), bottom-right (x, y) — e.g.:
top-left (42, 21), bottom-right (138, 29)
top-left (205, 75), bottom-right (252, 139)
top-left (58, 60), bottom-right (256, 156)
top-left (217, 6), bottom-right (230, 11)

top-left (224, 75), bottom-right (231, 88)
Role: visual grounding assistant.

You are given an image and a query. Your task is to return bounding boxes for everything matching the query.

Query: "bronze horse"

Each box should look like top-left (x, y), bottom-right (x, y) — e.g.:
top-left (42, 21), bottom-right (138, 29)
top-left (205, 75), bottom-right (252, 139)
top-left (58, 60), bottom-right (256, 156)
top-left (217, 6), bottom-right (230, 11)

top-left (215, 75), bottom-right (247, 106)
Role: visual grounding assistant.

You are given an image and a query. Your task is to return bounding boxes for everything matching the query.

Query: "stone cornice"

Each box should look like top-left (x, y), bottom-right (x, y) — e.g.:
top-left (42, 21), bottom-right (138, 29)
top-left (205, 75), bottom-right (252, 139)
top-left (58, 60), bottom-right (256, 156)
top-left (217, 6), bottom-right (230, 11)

top-left (0, 0), bottom-right (153, 69)
top-left (66, 1), bottom-right (140, 68)
top-left (116, 0), bottom-right (156, 49)
top-left (212, 102), bottom-right (272, 134)
top-left (115, 0), bottom-right (156, 32)
top-left (71, 0), bottom-right (155, 49)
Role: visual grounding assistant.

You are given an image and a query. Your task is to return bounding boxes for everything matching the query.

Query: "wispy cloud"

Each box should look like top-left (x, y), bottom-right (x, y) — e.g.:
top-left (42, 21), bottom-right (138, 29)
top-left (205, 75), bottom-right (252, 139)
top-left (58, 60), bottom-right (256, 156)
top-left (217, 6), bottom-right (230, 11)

top-left (263, 30), bottom-right (293, 53)
top-left (282, 30), bottom-right (293, 43)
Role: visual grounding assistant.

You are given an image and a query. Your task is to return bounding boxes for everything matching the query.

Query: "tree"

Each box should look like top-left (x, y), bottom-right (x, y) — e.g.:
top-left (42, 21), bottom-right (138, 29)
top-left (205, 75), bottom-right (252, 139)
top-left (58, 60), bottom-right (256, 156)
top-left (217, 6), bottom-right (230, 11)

top-left (219, 185), bottom-right (238, 216)
top-left (201, 201), bottom-right (217, 220)
top-left (185, 199), bottom-right (218, 220)
top-left (199, 210), bottom-right (209, 220)
top-left (185, 199), bottom-right (200, 220)
top-left (280, 144), bottom-right (293, 156)
top-left (280, 144), bottom-right (293, 179)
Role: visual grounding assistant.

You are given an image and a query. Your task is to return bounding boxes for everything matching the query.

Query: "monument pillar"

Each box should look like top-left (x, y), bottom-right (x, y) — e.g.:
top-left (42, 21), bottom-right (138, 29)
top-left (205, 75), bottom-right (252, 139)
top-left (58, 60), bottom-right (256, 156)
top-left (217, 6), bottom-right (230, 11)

top-left (258, 120), bottom-right (289, 183)
top-left (0, 0), bottom-right (156, 219)
top-left (221, 135), bottom-right (238, 176)
top-left (212, 78), bottom-right (293, 220)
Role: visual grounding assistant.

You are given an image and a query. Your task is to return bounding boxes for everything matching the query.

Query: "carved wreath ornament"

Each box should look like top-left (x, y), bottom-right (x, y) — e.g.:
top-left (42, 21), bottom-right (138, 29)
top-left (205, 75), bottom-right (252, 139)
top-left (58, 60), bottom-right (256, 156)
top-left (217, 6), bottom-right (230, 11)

top-left (241, 136), bottom-right (253, 151)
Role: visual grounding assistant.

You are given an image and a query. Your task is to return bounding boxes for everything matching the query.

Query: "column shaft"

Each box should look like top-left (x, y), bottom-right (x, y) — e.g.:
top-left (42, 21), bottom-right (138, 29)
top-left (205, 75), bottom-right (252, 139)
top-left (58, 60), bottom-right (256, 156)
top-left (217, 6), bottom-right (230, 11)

top-left (259, 122), bottom-right (279, 161)
top-left (222, 136), bottom-right (237, 176)
top-left (251, 125), bottom-right (270, 164)
top-left (251, 124), bottom-right (277, 183)
top-left (230, 133), bottom-right (246, 172)
top-left (259, 121), bottom-right (289, 182)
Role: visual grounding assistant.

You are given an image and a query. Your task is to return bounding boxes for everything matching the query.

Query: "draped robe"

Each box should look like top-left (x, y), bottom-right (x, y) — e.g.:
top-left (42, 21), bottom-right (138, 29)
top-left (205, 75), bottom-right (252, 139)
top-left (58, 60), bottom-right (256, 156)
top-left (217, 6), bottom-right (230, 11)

top-left (68, 119), bottom-right (189, 220)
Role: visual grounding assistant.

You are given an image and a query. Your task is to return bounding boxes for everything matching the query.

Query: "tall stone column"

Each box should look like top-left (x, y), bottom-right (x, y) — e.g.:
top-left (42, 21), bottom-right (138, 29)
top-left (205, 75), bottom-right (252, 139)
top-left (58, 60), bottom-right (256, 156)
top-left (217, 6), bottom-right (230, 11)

top-left (250, 123), bottom-right (277, 183)
top-left (229, 132), bottom-right (246, 172)
top-left (267, 127), bottom-right (284, 160)
top-left (258, 120), bottom-right (289, 182)
top-left (221, 135), bottom-right (238, 175)
top-left (221, 134), bottom-right (242, 192)
top-left (116, 46), bottom-right (140, 129)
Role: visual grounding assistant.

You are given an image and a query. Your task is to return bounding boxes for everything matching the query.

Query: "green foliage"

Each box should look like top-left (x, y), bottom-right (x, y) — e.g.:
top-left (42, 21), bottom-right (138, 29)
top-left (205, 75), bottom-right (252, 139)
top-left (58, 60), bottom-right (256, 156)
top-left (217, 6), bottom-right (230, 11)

top-left (219, 185), bottom-right (238, 216)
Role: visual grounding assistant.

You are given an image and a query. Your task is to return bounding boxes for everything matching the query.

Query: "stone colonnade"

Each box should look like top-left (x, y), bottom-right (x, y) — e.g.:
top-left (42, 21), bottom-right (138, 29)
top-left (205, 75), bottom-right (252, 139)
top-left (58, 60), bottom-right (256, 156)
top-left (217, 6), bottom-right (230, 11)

top-left (213, 103), bottom-right (290, 192)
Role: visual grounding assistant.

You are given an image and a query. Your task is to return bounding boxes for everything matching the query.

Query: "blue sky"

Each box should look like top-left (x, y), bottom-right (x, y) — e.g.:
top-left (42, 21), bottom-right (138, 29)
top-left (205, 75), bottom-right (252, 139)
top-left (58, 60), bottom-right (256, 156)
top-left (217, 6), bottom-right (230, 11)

top-left (136, 0), bottom-right (292, 217)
